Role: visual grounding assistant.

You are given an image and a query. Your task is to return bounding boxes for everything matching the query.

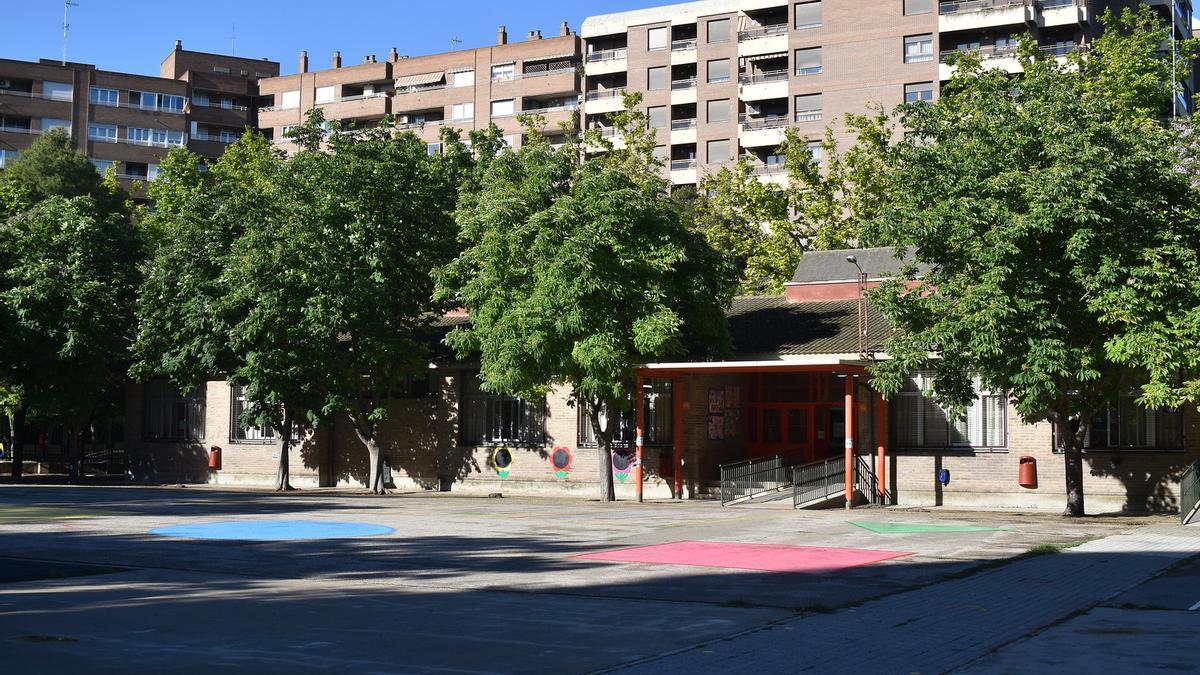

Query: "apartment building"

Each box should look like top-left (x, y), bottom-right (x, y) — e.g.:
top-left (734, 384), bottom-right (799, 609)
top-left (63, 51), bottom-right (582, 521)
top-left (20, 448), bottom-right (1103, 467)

top-left (0, 42), bottom-right (279, 196)
top-left (581, 0), bottom-right (1196, 189)
top-left (258, 24), bottom-right (581, 153)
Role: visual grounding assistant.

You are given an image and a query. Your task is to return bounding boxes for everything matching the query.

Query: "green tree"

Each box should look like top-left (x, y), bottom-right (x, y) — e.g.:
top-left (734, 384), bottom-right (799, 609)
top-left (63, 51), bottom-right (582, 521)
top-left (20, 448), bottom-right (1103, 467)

top-left (439, 106), bottom-right (737, 501)
top-left (0, 196), bottom-right (140, 478)
top-left (2, 128), bottom-right (126, 216)
top-left (223, 111), bottom-right (472, 493)
top-left (867, 12), bottom-right (1197, 517)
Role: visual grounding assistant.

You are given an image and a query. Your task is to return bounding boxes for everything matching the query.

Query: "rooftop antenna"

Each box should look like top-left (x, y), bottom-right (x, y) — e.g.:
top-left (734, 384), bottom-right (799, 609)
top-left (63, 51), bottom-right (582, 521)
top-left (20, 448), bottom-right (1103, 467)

top-left (450, 36), bottom-right (462, 50)
top-left (230, 23), bottom-right (237, 56)
top-left (61, 0), bottom-right (79, 66)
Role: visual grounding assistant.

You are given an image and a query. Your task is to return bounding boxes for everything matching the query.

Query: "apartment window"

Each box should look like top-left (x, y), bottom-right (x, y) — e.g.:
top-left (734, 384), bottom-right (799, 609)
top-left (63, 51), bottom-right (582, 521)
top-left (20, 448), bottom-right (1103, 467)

top-left (281, 90), bottom-right (300, 109)
top-left (903, 0), bottom-right (932, 14)
top-left (219, 129), bottom-right (239, 143)
top-left (707, 138), bottom-right (731, 164)
top-left (707, 58), bottom-right (731, 84)
top-left (577, 380), bottom-right (674, 448)
top-left (905, 81), bottom-right (934, 104)
top-left (127, 127), bottom-right (152, 145)
top-left (143, 379), bottom-right (206, 442)
top-left (427, 142), bottom-right (443, 155)
top-left (131, 91), bottom-right (185, 112)
top-left (807, 139), bottom-right (824, 165)
top-left (892, 372), bottom-right (1007, 449)
top-left (280, 125), bottom-right (296, 140)
top-left (648, 66), bottom-right (668, 91)
top-left (491, 99), bottom-right (515, 117)
top-left (648, 106), bottom-right (669, 129)
top-left (42, 81), bottom-right (73, 101)
top-left (795, 94), bottom-right (822, 121)
top-left (41, 118), bottom-right (70, 133)
top-left (148, 163), bottom-right (160, 181)
top-left (451, 70), bottom-right (475, 88)
top-left (88, 123), bottom-right (117, 142)
top-left (256, 71), bottom-right (272, 79)
top-left (795, 1), bottom-right (822, 29)
top-left (314, 86), bottom-right (335, 104)
top-left (1085, 396), bottom-right (1185, 451)
top-left (0, 149), bottom-right (17, 168)
top-left (708, 18), bottom-right (731, 43)
top-left (904, 34), bottom-right (934, 64)
top-left (460, 374), bottom-right (545, 446)
top-left (213, 66), bottom-right (231, 74)
top-left (796, 48), bottom-right (823, 75)
top-left (653, 145), bottom-right (670, 161)
top-left (89, 87), bottom-right (118, 106)
top-left (706, 98), bottom-right (730, 123)
top-left (452, 102), bottom-right (474, 121)
top-left (491, 63), bottom-right (515, 82)
top-left (90, 158), bottom-right (114, 174)
top-left (193, 92), bottom-right (210, 107)
top-left (231, 384), bottom-right (281, 443)
top-left (502, 135), bottom-right (518, 148)
top-left (648, 26), bottom-right (669, 51)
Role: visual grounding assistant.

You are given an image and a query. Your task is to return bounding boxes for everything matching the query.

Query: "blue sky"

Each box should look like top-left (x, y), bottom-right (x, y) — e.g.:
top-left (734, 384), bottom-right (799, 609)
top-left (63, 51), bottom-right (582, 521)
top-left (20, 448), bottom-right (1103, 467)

top-left (4, 0), bottom-right (656, 77)
top-left (5, 1), bottom-right (1197, 77)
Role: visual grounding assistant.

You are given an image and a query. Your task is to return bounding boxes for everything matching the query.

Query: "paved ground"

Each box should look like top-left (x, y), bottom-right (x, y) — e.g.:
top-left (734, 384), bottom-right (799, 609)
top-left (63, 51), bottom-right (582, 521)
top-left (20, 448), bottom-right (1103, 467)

top-left (0, 485), bottom-right (1191, 674)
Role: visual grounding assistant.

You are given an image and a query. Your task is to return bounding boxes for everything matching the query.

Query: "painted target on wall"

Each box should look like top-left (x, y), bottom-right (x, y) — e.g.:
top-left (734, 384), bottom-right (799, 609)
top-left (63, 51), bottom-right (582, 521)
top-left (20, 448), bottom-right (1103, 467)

top-left (612, 450), bottom-right (636, 483)
top-left (550, 446), bottom-right (573, 479)
top-left (490, 446), bottom-right (514, 480)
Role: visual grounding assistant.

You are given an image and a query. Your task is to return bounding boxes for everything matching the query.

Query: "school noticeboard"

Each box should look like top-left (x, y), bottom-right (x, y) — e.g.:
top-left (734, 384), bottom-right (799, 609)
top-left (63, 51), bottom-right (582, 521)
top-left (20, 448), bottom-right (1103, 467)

top-left (708, 385), bottom-right (741, 441)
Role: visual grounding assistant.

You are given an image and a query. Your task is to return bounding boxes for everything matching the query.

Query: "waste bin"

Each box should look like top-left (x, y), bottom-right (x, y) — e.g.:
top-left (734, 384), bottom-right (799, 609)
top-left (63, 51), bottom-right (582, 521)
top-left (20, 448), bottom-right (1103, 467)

top-left (1018, 456), bottom-right (1037, 488)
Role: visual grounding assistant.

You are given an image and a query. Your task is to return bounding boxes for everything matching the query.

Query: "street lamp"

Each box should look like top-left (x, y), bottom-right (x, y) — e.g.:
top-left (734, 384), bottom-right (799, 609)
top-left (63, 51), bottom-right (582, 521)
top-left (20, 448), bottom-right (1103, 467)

top-left (846, 255), bottom-right (867, 361)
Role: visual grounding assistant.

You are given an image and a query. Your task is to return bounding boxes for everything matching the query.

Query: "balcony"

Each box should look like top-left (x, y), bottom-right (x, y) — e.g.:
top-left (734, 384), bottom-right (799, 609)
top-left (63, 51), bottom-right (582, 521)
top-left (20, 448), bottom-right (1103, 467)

top-left (0, 125), bottom-right (39, 136)
top-left (938, 42), bottom-right (1084, 79)
top-left (670, 78), bottom-right (697, 105)
top-left (1039, 0), bottom-right (1088, 27)
top-left (670, 158), bottom-right (696, 171)
top-left (521, 100), bottom-right (580, 115)
top-left (671, 39), bottom-right (697, 52)
top-left (670, 119), bottom-right (697, 145)
top-left (741, 70), bottom-right (790, 101)
top-left (938, 0), bottom-right (1033, 33)
top-left (740, 115), bottom-right (789, 131)
top-left (795, 110), bottom-right (823, 123)
top-left (671, 78), bottom-right (697, 91)
top-left (319, 92), bottom-right (391, 121)
top-left (583, 88), bottom-right (627, 114)
top-left (0, 88), bottom-right (72, 102)
top-left (585, 48), bottom-right (628, 77)
top-left (738, 24), bottom-right (789, 57)
top-left (192, 99), bottom-right (248, 112)
top-left (740, 116), bottom-right (789, 148)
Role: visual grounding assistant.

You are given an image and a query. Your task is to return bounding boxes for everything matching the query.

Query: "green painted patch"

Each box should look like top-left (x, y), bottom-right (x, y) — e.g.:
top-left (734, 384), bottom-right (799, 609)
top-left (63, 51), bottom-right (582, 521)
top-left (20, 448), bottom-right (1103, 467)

top-left (0, 506), bottom-right (98, 524)
top-left (849, 521), bottom-right (1002, 534)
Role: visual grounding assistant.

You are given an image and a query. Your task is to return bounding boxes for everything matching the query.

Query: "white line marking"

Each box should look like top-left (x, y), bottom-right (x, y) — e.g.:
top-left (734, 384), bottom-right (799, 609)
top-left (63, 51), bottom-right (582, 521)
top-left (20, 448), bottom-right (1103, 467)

top-left (1188, 599), bottom-right (1200, 611)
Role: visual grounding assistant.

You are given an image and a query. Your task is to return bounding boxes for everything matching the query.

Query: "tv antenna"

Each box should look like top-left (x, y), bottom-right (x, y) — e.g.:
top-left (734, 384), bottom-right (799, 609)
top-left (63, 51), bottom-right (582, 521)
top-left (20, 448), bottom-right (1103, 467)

top-left (450, 36), bottom-right (462, 49)
top-left (230, 23), bottom-right (237, 56)
top-left (62, 0), bottom-right (79, 66)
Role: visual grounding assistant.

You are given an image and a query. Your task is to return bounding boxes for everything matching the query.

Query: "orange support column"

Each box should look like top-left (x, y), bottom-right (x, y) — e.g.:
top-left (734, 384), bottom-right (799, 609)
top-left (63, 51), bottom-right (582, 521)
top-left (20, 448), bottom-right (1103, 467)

top-left (672, 376), bottom-right (684, 500)
top-left (876, 394), bottom-right (887, 503)
top-left (635, 375), bottom-right (645, 503)
top-left (844, 375), bottom-right (855, 510)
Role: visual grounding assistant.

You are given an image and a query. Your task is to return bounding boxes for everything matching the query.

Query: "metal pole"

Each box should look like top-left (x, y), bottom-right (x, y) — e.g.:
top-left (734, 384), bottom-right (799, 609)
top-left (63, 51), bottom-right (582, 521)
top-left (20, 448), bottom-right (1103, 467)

top-left (844, 375), bottom-right (854, 510)
top-left (1172, 0), bottom-right (1177, 118)
top-left (635, 375), bottom-right (645, 503)
top-left (672, 375), bottom-right (683, 499)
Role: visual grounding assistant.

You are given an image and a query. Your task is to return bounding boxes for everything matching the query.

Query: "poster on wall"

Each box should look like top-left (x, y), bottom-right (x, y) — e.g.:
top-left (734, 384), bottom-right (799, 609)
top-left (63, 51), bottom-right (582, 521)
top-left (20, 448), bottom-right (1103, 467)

top-left (708, 388), bottom-right (724, 413)
top-left (724, 384), bottom-right (740, 410)
top-left (724, 409), bottom-right (741, 439)
top-left (707, 413), bottom-right (724, 440)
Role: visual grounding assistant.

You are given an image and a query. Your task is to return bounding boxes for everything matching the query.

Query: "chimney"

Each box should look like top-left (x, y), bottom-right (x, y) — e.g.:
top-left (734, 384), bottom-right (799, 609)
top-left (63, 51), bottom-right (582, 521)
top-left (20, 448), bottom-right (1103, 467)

top-left (332, 51), bottom-right (342, 68)
top-left (498, 25), bottom-right (508, 45)
top-left (559, 21), bottom-right (570, 37)
top-left (174, 39), bottom-right (182, 51)
top-left (389, 47), bottom-right (399, 62)
top-left (527, 30), bottom-right (542, 41)
top-left (299, 50), bottom-right (309, 73)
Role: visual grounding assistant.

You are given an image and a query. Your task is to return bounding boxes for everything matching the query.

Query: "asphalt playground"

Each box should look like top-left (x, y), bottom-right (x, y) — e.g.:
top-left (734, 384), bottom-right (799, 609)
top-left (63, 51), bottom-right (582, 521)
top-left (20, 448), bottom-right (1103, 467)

top-left (0, 485), bottom-right (1193, 674)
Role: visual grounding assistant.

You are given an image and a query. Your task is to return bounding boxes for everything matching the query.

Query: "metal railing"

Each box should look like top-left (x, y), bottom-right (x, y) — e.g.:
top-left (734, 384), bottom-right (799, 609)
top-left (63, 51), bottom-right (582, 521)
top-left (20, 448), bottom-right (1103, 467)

top-left (796, 110), bottom-right (823, 122)
top-left (192, 99), bottom-right (249, 111)
top-left (720, 454), bottom-right (802, 505)
top-left (740, 115), bottom-right (789, 131)
top-left (586, 48), bottom-right (627, 63)
top-left (670, 158), bottom-right (696, 171)
top-left (939, 0), bottom-right (1025, 15)
top-left (339, 92), bottom-right (390, 102)
top-left (750, 163), bottom-right (786, 175)
top-left (671, 78), bottom-right (697, 91)
top-left (739, 70), bottom-right (789, 85)
top-left (1182, 459), bottom-right (1200, 525)
top-left (518, 66), bottom-right (578, 80)
top-left (521, 101), bottom-right (580, 115)
top-left (671, 39), bottom-right (697, 52)
top-left (670, 118), bottom-right (696, 131)
top-left (941, 44), bottom-right (1019, 62)
top-left (0, 126), bottom-right (41, 135)
top-left (792, 455), bottom-right (846, 507)
top-left (738, 24), bottom-right (788, 42)
top-left (0, 89), bottom-right (72, 101)
top-left (585, 88), bottom-right (626, 101)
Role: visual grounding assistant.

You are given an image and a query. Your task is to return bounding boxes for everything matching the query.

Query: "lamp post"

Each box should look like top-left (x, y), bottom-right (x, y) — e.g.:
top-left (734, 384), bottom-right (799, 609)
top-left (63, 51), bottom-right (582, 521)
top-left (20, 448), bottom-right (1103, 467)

top-left (846, 255), bottom-right (868, 361)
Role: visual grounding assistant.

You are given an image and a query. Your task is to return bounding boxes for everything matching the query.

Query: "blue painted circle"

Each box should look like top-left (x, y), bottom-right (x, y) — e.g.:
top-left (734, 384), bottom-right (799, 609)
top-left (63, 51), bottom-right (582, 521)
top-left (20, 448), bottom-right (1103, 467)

top-left (149, 520), bottom-right (394, 541)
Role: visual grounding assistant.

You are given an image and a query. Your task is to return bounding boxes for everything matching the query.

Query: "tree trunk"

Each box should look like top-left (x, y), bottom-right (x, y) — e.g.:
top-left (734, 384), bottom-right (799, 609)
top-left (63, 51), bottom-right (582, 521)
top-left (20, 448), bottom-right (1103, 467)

top-left (590, 407), bottom-right (615, 502)
top-left (7, 410), bottom-right (19, 480)
top-left (348, 412), bottom-right (387, 495)
top-left (275, 409), bottom-right (295, 492)
top-left (1057, 416), bottom-right (1086, 517)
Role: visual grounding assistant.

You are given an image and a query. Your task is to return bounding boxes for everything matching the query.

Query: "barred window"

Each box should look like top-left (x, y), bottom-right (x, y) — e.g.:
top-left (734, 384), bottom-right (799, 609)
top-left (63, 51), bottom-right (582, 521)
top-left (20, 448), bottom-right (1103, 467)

top-left (459, 374), bottom-right (545, 446)
top-left (892, 371), bottom-right (1006, 449)
top-left (1085, 396), bottom-right (1184, 451)
top-left (230, 384), bottom-right (278, 443)
top-left (578, 379), bottom-right (674, 448)
top-left (144, 379), bottom-right (205, 441)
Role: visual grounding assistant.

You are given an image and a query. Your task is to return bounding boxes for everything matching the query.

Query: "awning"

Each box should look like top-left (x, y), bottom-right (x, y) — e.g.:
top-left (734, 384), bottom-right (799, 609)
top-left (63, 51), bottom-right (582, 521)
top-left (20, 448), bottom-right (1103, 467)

top-left (745, 51), bottom-right (787, 62)
top-left (523, 51), bottom-right (577, 63)
top-left (394, 71), bottom-right (445, 88)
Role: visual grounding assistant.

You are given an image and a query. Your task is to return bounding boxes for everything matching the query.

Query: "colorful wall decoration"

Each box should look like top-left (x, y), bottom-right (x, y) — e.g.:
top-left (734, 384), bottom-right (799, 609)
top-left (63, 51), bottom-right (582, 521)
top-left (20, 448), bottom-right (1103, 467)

top-left (550, 446), bottom-right (573, 479)
top-left (490, 446), bottom-right (513, 480)
top-left (612, 450), bottom-right (635, 483)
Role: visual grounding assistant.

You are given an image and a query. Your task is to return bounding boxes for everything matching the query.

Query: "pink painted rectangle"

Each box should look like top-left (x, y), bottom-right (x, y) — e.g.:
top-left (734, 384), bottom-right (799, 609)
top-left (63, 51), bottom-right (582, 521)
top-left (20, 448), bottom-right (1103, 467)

top-left (577, 541), bottom-right (913, 573)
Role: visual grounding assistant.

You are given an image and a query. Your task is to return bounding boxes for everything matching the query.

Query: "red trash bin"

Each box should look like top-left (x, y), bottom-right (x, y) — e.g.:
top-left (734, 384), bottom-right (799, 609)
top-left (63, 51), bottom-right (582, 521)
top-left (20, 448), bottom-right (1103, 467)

top-left (208, 446), bottom-right (222, 470)
top-left (1018, 456), bottom-right (1037, 488)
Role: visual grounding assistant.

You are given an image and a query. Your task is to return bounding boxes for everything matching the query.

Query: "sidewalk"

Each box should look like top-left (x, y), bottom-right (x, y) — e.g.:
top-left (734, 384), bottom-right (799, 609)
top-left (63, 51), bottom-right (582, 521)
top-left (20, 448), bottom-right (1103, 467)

top-left (606, 525), bottom-right (1200, 674)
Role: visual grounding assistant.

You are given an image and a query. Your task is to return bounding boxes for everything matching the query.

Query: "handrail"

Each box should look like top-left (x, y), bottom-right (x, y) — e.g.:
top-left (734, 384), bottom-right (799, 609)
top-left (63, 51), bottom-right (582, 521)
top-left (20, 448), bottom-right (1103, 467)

top-left (671, 39), bottom-right (697, 51)
top-left (738, 24), bottom-right (788, 41)
top-left (792, 455), bottom-right (847, 508)
top-left (720, 450), bottom-right (809, 505)
top-left (586, 48), bottom-right (627, 63)
top-left (938, 0), bottom-right (1025, 15)
top-left (1182, 459), bottom-right (1200, 525)
top-left (739, 70), bottom-right (789, 85)
top-left (585, 88), bottom-right (626, 101)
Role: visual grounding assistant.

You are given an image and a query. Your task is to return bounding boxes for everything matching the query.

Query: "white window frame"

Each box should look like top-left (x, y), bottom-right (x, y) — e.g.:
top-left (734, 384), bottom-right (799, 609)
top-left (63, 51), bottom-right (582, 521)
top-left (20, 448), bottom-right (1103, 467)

top-left (490, 63), bottom-right (515, 82)
top-left (490, 99), bottom-right (515, 117)
top-left (893, 371), bottom-right (1008, 450)
top-left (451, 102), bottom-right (474, 121)
top-left (905, 34), bottom-right (934, 64)
top-left (314, 86), bottom-right (335, 104)
top-left (281, 90), bottom-right (300, 109)
top-left (88, 123), bottom-right (118, 142)
top-left (648, 26), bottom-right (669, 52)
top-left (451, 70), bottom-right (475, 88)
top-left (89, 87), bottom-right (118, 106)
top-left (795, 1), bottom-right (822, 30)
